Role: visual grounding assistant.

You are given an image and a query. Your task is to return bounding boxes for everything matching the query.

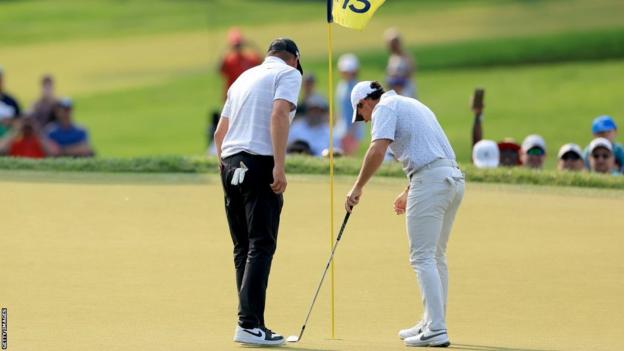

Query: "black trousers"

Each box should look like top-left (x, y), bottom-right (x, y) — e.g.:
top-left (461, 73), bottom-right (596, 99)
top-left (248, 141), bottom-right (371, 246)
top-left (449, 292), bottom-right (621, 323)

top-left (220, 152), bottom-right (283, 329)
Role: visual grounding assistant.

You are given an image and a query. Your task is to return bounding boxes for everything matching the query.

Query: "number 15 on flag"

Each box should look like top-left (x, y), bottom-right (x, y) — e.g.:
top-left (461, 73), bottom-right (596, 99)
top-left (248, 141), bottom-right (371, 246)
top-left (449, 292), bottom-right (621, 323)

top-left (329, 0), bottom-right (386, 30)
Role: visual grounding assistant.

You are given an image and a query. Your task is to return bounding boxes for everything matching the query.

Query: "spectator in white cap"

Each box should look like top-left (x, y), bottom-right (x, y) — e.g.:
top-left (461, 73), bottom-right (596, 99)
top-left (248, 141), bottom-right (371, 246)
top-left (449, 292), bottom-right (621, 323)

top-left (557, 143), bottom-right (584, 172)
top-left (472, 140), bottom-right (499, 169)
top-left (521, 134), bottom-right (546, 169)
top-left (588, 137), bottom-right (619, 175)
top-left (582, 115), bottom-right (624, 172)
top-left (335, 53), bottom-right (364, 155)
top-left (384, 27), bottom-right (416, 98)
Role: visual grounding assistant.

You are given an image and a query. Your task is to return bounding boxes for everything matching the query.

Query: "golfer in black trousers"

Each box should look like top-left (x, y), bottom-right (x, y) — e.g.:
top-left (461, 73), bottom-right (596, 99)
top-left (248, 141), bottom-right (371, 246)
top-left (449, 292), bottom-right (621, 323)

top-left (214, 38), bottom-right (303, 346)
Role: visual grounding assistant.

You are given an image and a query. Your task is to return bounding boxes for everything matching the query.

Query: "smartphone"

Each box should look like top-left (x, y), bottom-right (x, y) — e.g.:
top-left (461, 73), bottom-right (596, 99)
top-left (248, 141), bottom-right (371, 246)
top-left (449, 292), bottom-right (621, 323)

top-left (472, 88), bottom-right (485, 110)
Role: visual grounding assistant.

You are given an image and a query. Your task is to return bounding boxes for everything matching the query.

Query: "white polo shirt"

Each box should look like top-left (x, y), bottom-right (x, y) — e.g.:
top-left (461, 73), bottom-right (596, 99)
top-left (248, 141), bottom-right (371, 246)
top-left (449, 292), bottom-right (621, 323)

top-left (221, 56), bottom-right (302, 158)
top-left (371, 90), bottom-right (456, 176)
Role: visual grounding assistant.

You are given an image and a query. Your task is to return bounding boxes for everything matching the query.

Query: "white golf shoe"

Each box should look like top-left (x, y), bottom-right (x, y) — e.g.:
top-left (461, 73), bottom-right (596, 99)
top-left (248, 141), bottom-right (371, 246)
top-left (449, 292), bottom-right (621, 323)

top-left (404, 328), bottom-right (450, 347)
top-left (233, 326), bottom-right (285, 346)
top-left (398, 320), bottom-right (425, 340)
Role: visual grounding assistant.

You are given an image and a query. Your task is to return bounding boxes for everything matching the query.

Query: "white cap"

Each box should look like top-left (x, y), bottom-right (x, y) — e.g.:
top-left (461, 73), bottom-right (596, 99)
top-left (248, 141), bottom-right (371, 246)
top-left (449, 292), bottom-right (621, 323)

top-left (472, 140), bottom-right (500, 169)
top-left (384, 27), bottom-right (401, 42)
top-left (557, 143), bottom-right (582, 159)
top-left (350, 81), bottom-right (377, 123)
top-left (521, 134), bottom-right (546, 152)
top-left (337, 54), bottom-right (359, 73)
top-left (588, 137), bottom-right (613, 153)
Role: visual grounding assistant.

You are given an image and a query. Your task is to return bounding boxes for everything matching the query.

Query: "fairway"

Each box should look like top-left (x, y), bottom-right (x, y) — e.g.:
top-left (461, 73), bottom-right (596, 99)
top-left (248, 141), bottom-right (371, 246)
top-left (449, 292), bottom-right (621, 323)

top-left (1, 172), bottom-right (623, 351)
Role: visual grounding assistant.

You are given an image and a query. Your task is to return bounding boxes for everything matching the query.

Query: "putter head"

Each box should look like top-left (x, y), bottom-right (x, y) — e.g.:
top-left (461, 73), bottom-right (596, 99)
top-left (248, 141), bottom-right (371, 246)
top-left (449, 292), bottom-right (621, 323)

top-left (286, 335), bottom-right (299, 343)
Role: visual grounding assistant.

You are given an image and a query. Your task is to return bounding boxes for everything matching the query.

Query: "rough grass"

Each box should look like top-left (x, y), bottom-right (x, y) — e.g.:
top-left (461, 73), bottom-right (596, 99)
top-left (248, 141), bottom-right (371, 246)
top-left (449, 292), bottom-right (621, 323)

top-left (1, 156), bottom-right (623, 189)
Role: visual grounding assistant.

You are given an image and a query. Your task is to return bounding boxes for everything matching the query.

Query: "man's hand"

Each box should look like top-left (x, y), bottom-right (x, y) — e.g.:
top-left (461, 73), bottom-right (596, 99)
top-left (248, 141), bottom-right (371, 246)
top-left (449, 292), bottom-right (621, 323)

top-left (393, 190), bottom-right (408, 215)
top-left (271, 165), bottom-right (287, 194)
top-left (345, 186), bottom-right (363, 213)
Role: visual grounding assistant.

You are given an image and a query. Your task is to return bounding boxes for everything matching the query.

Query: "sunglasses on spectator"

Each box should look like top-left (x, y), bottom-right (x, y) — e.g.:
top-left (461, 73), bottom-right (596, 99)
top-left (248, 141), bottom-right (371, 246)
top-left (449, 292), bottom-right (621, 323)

top-left (526, 147), bottom-right (545, 156)
top-left (591, 152), bottom-right (611, 159)
top-left (561, 152), bottom-right (581, 161)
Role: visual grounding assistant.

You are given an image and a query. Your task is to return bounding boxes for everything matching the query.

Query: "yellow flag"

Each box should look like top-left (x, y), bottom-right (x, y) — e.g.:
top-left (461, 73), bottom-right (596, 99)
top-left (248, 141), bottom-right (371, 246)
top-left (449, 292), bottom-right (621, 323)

top-left (330, 0), bottom-right (386, 30)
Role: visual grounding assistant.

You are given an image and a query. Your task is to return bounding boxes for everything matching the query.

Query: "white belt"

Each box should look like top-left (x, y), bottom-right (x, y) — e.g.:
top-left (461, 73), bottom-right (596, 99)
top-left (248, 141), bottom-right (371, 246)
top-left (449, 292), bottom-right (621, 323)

top-left (409, 158), bottom-right (459, 179)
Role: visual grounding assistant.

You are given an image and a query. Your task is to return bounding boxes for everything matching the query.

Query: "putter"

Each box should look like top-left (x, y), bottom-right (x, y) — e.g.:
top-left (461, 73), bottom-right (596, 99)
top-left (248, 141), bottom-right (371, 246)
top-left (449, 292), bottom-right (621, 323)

top-left (287, 210), bottom-right (352, 343)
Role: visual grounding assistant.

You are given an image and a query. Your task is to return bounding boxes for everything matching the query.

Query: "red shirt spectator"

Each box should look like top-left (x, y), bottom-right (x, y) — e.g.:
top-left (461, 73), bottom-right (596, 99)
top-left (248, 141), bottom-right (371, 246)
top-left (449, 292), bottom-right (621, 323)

top-left (220, 52), bottom-right (261, 91)
top-left (9, 135), bottom-right (46, 158)
top-left (218, 28), bottom-right (262, 100)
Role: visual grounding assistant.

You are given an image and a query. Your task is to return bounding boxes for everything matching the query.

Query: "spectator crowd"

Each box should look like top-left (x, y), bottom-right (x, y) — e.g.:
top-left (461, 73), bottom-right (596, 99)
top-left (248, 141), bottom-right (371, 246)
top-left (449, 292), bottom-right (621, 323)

top-left (209, 27), bottom-right (623, 177)
top-left (210, 27), bottom-right (419, 159)
top-left (472, 114), bottom-right (623, 176)
top-left (0, 67), bottom-right (94, 159)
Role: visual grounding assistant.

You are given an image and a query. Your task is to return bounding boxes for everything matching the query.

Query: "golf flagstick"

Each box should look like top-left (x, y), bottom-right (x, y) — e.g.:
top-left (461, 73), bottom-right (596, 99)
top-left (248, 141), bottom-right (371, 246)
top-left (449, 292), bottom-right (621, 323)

top-left (287, 210), bottom-right (352, 343)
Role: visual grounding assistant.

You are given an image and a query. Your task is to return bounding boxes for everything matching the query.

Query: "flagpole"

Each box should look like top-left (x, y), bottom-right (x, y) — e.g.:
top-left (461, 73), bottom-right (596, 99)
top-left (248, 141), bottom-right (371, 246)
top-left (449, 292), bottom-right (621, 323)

top-left (326, 0), bottom-right (336, 340)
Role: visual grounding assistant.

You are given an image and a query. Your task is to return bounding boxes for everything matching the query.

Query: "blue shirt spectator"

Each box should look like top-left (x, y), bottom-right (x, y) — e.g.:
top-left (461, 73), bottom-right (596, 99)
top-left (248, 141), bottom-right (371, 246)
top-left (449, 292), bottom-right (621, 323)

top-left (48, 124), bottom-right (88, 147)
top-left (46, 98), bottom-right (94, 157)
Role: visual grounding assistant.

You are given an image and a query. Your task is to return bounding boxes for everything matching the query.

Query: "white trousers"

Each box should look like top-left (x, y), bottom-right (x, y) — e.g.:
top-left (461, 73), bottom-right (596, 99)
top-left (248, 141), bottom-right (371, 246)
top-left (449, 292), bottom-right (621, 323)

top-left (406, 163), bottom-right (464, 331)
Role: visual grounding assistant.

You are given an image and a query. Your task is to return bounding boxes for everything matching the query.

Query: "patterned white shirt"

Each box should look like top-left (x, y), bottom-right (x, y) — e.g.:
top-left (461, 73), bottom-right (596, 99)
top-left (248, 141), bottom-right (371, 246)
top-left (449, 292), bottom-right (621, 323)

top-left (371, 90), bottom-right (455, 176)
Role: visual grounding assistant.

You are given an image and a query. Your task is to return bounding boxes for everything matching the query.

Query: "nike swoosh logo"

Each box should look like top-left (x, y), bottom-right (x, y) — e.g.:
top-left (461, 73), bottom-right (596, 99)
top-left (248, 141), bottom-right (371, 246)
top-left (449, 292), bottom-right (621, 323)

top-left (243, 329), bottom-right (263, 338)
top-left (420, 331), bottom-right (447, 341)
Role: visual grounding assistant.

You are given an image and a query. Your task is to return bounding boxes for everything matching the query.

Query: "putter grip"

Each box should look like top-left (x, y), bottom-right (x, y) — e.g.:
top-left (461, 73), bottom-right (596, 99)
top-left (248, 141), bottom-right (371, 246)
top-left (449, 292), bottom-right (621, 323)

top-left (336, 211), bottom-right (351, 241)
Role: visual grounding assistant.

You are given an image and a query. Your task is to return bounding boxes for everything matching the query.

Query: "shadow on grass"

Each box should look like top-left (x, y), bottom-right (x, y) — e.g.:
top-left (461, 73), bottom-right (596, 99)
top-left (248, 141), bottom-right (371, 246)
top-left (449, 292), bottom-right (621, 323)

top-left (451, 344), bottom-right (558, 351)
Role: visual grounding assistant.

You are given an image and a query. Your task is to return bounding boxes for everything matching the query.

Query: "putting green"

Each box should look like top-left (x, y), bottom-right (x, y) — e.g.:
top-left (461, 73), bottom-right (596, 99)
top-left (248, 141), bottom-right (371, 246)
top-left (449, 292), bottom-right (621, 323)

top-left (1, 171), bottom-right (623, 351)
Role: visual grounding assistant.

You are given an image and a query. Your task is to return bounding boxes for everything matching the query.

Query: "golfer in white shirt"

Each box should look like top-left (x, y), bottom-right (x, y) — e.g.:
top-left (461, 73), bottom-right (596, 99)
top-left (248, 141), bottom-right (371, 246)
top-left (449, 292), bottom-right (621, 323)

top-left (345, 81), bottom-right (464, 348)
top-left (214, 38), bottom-right (303, 346)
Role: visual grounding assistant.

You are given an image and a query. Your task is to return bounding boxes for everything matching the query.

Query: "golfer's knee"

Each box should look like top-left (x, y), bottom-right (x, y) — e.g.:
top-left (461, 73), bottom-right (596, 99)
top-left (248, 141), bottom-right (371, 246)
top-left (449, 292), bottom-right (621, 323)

top-left (409, 253), bottom-right (436, 270)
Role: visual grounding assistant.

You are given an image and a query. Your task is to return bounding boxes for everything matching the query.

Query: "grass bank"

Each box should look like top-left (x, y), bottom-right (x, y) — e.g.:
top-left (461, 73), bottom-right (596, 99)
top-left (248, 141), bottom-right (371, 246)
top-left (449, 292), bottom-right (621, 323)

top-left (1, 156), bottom-right (622, 190)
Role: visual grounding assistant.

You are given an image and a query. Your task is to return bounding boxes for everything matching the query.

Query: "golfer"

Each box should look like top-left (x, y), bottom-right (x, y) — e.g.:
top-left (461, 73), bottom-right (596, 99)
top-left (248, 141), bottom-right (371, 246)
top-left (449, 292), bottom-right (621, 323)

top-left (214, 38), bottom-right (303, 346)
top-left (345, 81), bottom-right (464, 348)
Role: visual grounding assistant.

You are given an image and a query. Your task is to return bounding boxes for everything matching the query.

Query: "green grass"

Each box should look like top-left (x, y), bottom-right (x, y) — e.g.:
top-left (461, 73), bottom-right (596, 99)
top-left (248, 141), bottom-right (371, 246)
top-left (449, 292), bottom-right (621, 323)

top-left (1, 156), bottom-right (623, 189)
top-left (403, 28), bottom-right (624, 71)
top-left (70, 57), bottom-right (624, 168)
top-left (1, 0), bottom-right (623, 169)
top-left (0, 0), bottom-right (488, 46)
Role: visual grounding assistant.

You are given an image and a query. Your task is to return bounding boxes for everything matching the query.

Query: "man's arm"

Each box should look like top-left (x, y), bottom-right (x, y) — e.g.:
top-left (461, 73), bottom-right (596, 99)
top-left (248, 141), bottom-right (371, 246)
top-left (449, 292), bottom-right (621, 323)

top-left (270, 99), bottom-right (293, 194)
top-left (213, 116), bottom-right (229, 164)
top-left (345, 139), bottom-right (391, 212)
